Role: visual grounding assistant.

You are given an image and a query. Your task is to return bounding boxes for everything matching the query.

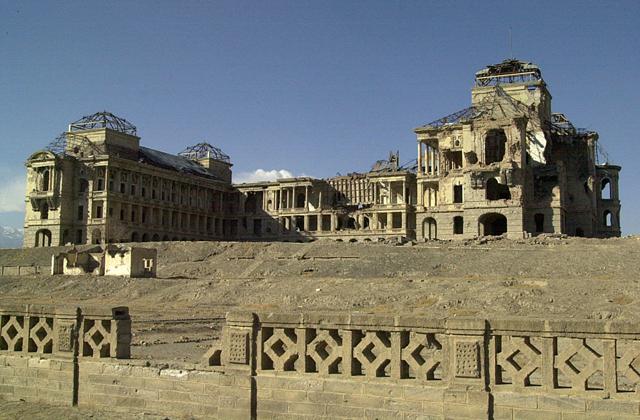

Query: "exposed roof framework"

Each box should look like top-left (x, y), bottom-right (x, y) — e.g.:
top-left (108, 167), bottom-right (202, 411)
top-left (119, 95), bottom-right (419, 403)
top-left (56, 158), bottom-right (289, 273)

top-left (46, 132), bottom-right (104, 158)
top-left (475, 59), bottom-right (542, 87)
top-left (68, 111), bottom-right (137, 136)
top-left (179, 142), bottom-right (231, 164)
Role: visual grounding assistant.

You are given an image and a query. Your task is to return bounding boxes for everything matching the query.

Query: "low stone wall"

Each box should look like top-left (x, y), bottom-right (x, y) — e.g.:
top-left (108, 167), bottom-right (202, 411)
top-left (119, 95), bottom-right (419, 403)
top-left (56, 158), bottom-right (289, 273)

top-left (2, 307), bottom-right (640, 419)
top-left (0, 265), bottom-right (47, 276)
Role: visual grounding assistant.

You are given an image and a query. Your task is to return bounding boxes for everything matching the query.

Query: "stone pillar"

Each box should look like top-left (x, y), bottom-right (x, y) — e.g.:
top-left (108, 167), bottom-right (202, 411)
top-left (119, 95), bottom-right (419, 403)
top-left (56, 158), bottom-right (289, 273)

top-left (305, 186), bottom-right (309, 211)
top-left (331, 213), bottom-right (337, 232)
top-left (417, 142), bottom-right (422, 175)
top-left (387, 212), bottom-right (393, 231)
top-left (372, 213), bottom-right (379, 230)
top-left (303, 215), bottom-right (309, 232)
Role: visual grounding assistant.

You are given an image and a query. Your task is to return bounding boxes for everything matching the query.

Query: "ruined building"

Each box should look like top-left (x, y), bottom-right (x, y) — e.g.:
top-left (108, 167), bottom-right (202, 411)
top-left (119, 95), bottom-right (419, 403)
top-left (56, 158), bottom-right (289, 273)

top-left (23, 60), bottom-right (620, 247)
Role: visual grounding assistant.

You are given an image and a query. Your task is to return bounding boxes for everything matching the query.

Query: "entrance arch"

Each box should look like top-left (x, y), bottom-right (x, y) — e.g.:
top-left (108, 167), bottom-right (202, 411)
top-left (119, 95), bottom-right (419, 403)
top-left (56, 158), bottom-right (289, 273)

top-left (479, 213), bottom-right (508, 236)
top-left (422, 218), bottom-right (437, 240)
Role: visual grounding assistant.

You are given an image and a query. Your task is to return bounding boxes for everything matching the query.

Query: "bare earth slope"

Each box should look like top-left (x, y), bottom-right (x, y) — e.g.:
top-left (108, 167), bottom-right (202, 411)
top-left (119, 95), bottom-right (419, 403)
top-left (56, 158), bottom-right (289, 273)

top-left (1, 236), bottom-right (639, 362)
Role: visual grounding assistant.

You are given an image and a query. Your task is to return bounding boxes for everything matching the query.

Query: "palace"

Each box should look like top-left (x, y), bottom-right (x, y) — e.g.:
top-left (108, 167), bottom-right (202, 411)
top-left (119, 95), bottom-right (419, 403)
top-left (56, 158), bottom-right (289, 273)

top-left (23, 59), bottom-right (621, 247)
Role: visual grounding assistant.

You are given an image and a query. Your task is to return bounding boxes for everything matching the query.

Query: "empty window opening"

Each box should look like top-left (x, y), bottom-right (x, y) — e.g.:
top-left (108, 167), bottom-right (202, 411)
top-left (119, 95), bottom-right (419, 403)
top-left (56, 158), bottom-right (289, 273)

top-left (363, 217), bottom-right (370, 229)
top-left (379, 213), bottom-right (388, 229)
top-left (479, 213), bottom-right (507, 236)
top-left (322, 215), bottom-right (331, 231)
top-left (453, 185), bottom-right (463, 203)
top-left (347, 217), bottom-right (357, 229)
top-left (76, 229), bottom-right (83, 244)
top-left (534, 213), bottom-right (544, 233)
top-left (141, 233), bottom-right (149, 242)
top-left (604, 210), bottom-right (613, 227)
top-left (96, 205), bottom-right (103, 219)
top-left (308, 216), bottom-right (318, 232)
top-left (453, 216), bottom-right (464, 235)
top-left (392, 213), bottom-right (402, 229)
top-left (77, 205), bottom-right (84, 221)
top-left (423, 218), bottom-right (437, 240)
top-left (296, 193), bottom-right (306, 209)
top-left (40, 203), bottom-right (49, 220)
top-left (96, 179), bottom-right (104, 191)
top-left (120, 183), bottom-right (126, 193)
top-left (79, 179), bottom-right (88, 193)
top-left (41, 170), bottom-right (50, 191)
top-left (601, 179), bottom-right (612, 200)
top-left (485, 129), bottom-right (507, 164)
top-left (486, 178), bottom-right (511, 200)
top-left (445, 151), bottom-right (463, 171)
top-left (92, 229), bottom-right (101, 245)
top-left (295, 216), bottom-right (305, 231)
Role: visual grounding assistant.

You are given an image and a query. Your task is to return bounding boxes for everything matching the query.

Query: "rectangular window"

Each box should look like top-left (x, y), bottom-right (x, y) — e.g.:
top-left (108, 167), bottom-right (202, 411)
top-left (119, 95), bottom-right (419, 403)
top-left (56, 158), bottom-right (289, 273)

top-left (120, 183), bottom-right (126, 193)
top-left (130, 185), bottom-right (136, 196)
top-left (77, 205), bottom-right (84, 221)
top-left (141, 187), bottom-right (146, 198)
top-left (119, 208), bottom-right (124, 221)
top-left (453, 185), bottom-right (463, 203)
top-left (96, 206), bottom-right (103, 219)
top-left (108, 207), bottom-right (113, 217)
top-left (96, 179), bottom-right (104, 191)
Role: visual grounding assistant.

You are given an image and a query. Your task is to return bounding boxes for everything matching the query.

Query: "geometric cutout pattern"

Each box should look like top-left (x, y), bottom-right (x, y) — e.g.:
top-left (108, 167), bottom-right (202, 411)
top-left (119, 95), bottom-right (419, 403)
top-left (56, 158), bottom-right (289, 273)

top-left (401, 332), bottom-right (443, 380)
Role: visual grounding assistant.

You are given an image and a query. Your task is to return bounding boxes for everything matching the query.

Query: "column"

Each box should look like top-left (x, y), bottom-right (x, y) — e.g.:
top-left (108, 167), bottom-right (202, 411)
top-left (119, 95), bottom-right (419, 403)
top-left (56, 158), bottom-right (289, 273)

top-left (331, 214), bottom-right (337, 232)
top-left (303, 215), bottom-right (309, 232)
top-left (417, 142), bottom-right (423, 175)
top-left (305, 186), bottom-right (309, 210)
top-left (387, 212), bottom-right (393, 231)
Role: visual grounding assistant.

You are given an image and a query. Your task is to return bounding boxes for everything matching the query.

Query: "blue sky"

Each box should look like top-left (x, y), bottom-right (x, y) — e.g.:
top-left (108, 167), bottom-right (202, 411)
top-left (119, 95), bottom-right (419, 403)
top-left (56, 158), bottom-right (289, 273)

top-left (1, 0), bottom-right (638, 233)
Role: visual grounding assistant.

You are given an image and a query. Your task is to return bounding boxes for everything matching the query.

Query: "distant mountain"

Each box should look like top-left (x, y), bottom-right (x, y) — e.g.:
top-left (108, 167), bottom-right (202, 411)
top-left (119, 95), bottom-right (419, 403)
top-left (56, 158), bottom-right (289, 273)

top-left (0, 226), bottom-right (23, 248)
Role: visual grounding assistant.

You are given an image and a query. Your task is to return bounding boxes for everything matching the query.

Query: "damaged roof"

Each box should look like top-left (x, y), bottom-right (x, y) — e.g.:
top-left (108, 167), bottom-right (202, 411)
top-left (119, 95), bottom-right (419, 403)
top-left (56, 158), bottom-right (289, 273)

top-left (138, 147), bottom-right (220, 180)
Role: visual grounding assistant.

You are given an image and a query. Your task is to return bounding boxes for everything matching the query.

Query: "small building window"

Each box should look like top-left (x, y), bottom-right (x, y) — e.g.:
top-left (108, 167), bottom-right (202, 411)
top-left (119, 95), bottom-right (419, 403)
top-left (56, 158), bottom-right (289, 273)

top-left (453, 185), bottom-right (463, 203)
top-left (601, 179), bottom-right (612, 200)
top-left (96, 206), bottom-right (103, 219)
top-left (40, 203), bottom-right (49, 220)
top-left (77, 205), bottom-right (84, 221)
top-left (485, 129), bottom-right (507, 164)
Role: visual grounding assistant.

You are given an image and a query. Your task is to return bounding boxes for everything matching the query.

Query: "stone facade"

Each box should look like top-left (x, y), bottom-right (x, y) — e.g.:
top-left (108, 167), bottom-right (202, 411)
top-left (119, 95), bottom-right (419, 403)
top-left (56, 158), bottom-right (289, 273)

top-left (23, 60), bottom-right (621, 247)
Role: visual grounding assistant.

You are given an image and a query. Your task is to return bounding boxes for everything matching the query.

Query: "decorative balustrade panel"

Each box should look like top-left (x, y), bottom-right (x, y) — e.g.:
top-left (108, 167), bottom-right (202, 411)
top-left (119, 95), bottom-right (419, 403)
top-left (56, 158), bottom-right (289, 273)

top-left (492, 333), bottom-right (640, 395)
top-left (258, 325), bottom-right (447, 383)
top-left (0, 306), bottom-right (130, 359)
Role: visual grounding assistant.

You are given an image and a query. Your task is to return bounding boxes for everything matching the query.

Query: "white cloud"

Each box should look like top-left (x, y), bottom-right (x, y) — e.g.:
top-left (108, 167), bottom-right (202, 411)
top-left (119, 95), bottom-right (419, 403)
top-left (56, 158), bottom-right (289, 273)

top-left (0, 174), bottom-right (25, 212)
top-left (234, 169), bottom-right (297, 184)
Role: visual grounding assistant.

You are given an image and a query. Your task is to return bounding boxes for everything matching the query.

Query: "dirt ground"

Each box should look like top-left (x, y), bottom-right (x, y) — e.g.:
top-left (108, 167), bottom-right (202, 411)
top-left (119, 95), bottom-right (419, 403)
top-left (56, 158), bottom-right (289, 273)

top-left (1, 235), bottom-right (639, 364)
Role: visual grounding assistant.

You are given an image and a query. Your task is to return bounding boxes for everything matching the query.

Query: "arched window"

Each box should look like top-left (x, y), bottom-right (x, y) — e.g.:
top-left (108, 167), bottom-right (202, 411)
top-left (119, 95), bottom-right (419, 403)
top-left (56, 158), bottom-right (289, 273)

top-left (484, 129), bottom-right (507, 164)
top-left (453, 216), bottom-right (464, 235)
top-left (601, 179), bottom-right (612, 200)
top-left (486, 178), bottom-right (511, 200)
top-left (131, 232), bottom-right (139, 242)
